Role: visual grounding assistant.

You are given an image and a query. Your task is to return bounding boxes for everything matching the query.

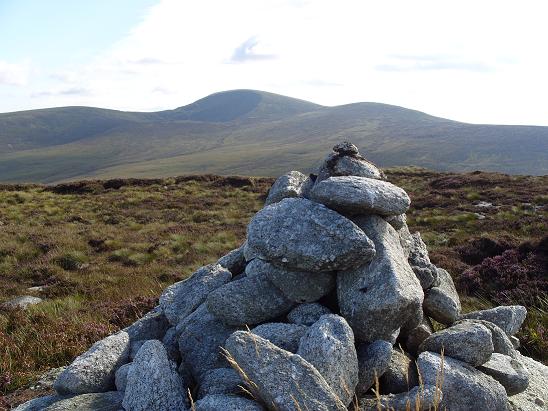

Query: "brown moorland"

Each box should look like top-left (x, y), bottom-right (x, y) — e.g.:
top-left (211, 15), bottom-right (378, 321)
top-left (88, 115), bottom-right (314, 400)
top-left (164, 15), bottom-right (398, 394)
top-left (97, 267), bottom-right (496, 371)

top-left (0, 169), bottom-right (546, 409)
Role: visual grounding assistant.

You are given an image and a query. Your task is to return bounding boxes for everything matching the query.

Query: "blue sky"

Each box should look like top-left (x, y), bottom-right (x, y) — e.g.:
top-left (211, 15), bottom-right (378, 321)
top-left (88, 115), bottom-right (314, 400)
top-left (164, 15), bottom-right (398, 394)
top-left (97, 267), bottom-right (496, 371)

top-left (0, 0), bottom-right (156, 69)
top-left (1, 0), bottom-right (548, 125)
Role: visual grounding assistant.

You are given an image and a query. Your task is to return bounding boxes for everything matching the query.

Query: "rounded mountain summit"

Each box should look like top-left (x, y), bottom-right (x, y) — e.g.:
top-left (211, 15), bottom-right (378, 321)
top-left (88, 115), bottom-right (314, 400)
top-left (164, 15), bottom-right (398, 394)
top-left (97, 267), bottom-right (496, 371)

top-left (0, 89), bottom-right (546, 183)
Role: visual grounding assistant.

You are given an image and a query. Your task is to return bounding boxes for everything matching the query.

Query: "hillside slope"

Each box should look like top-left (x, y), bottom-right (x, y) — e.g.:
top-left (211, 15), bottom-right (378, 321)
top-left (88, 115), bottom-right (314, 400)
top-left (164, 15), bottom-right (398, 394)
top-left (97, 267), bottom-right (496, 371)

top-left (0, 90), bottom-right (546, 182)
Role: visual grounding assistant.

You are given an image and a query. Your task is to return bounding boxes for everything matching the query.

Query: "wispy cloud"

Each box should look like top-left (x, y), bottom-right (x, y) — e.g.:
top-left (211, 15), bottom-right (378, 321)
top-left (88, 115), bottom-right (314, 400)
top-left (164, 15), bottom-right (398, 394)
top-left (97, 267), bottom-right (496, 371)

top-left (301, 79), bottom-right (342, 87)
top-left (229, 36), bottom-right (277, 63)
top-left (375, 54), bottom-right (494, 72)
top-left (31, 87), bottom-right (91, 98)
top-left (0, 60), bottom-right (30, 86)
top-left (129, 57), bottom-right (167, 65)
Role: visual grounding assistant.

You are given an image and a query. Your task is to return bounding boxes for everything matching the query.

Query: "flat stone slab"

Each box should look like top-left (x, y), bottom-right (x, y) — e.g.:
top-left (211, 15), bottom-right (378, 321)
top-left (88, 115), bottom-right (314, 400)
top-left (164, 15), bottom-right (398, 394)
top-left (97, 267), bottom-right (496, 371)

top-left (417, 351), bottom-right (508, 411)
top-left (245, 197), bottom-right (375, 272)
top-left (206, 275), bottom-right (294, 326)
top-left (54, 331), bottom-right (130, 395)
top-left (160, 264), bottom-right (231, 325)
top-left (310, 176), bottom-right (410, 216)
top-left (338, 215), bottom-right (423, 342)
top-left (225, 331), bottom-right (347, 411)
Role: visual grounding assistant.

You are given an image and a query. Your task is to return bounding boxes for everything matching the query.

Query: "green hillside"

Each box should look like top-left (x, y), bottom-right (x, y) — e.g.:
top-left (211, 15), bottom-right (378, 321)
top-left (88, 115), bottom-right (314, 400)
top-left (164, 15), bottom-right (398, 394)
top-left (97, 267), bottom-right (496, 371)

top-left (0, 89), bottom-right (546, 183)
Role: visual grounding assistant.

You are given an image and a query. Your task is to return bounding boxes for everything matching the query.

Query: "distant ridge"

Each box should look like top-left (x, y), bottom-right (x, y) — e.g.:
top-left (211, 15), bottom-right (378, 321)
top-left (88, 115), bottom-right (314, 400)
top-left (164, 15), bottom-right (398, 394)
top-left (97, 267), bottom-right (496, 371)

top-left (0, 89), bottom-right (546, 183)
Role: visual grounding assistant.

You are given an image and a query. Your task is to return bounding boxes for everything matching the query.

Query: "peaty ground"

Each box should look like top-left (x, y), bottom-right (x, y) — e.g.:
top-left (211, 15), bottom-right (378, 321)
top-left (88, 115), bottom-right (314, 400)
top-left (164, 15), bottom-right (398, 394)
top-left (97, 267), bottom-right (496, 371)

top-left (0, 169), bottom-right (546, 409)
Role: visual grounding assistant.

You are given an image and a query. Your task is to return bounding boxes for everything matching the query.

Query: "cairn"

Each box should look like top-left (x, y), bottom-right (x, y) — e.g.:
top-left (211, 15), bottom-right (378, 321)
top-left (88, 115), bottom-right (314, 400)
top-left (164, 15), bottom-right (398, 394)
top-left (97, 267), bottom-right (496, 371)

top-left (17, 143), bottom-right (546, 411)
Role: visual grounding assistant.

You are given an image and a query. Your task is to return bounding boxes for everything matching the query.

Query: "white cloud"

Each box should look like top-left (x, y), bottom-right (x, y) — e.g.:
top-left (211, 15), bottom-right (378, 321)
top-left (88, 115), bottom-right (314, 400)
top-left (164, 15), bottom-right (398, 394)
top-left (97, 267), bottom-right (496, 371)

top-left (0, 60), bottom-right (31, 86)
top-left (3, 0), bottom-right (548, 125)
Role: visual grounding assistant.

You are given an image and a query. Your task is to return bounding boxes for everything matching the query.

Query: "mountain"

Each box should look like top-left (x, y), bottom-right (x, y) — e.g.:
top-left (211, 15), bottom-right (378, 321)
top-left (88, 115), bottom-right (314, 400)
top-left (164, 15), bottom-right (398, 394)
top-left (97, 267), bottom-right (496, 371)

top-left (0, 89), bottom-right (546, 183)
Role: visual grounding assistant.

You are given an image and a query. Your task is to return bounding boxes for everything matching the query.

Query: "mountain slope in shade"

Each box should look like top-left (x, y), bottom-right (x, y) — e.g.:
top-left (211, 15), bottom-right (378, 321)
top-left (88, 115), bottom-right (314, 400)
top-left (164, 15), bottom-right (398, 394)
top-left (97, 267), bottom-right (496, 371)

top-left (0, 89), bottom-right (546, 183)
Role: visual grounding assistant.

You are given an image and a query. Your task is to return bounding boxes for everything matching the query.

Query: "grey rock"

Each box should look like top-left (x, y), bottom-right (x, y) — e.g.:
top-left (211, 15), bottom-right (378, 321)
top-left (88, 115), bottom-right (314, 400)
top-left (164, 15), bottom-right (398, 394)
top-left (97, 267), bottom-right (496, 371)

top-left (162, 326), bottom-right (181, 363)
top-left (195, 394), bottom-right (265, 411)
top-left (124, 306), bottom-right (169, 342)
top-left (419, 321), bottom-right (493, 366)
top-left (206, 275), bottom-right (294, 326)
top-left (13, 395), bottom-right (66, 411)
top-left (251, 322), bottom-right (308, 353)
top-left (338, 215), bottom-right (423, 342)
top-left (224, 331), bottom-right (346, 411)
top-left (507, 353), bottom-right (548, 411)
top-left (160, 264), bottom-right (232, 325)
top-left (45, 392), bottom-right (123, 410)
top-left (265, 171), bottom-right (309, 205)
top-left (177, 304), bottom-right (238, 383)
top-left (297, 315), bottom-right (359, 406)
top-left (478, 353), bottom-right (530, 395)
top-left (287, 303), bottom-right (332, 326)
top-left (333, 141), bottom-right (360, 155)
top-left (398, 222), bottom-right (413, 259)
top-left (356, 340), bottom-right (393, 396)
top-left (123, 340), bottom-right (189, 411)
top-left (460, 305), bottom-right (527, 336)
top-left (359, 385), bottom-right (442, 411)
top-left (417, 351), bottom-right (508, 411)
top-left (400, 317), bottom-right (433, 356)
top-left (407, 232), bottom-right (439, 289)
top-left (385, 213), bottom-right (406, 230)
top-left (245, 258), bottom-right (335, 303)
top-left (217, 244), bottom-right (246, 275)
top-left (457, 319), bottom-right (516, 358)
top-left (114, 363), bottom-right (131, 391)
top-left (316, 143), bottom-right (385, 183)
top-left (310, 176), bottom-right (410, 216)
top-left (245, 197), bottom-right (375, 272)
top-left (379, 349), bottom-right (419, 394)
top-left (197, 368), bottom-right (244, 399)
top-left (54, 331), bottom-right (130, 395)
top-left (27, 285), bottom-right (48, 293)
top-left (423, 267), bottom-right (461, 325)
top-left (129, 339), bottom-right (146, 360)
top-left (2, 295), bottom-right (43, 309)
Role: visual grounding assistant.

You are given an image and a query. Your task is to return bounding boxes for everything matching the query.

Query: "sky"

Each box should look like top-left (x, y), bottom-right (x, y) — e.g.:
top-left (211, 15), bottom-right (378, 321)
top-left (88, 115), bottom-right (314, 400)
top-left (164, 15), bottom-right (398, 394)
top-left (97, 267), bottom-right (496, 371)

top-left (1, 0), bottom-right (548, 125)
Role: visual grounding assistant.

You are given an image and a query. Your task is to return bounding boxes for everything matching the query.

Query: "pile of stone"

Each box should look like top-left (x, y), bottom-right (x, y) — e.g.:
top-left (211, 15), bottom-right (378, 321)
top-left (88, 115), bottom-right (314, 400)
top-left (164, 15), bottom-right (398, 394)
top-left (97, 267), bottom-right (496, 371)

top-left (17, 143), bottom-right (547, 411)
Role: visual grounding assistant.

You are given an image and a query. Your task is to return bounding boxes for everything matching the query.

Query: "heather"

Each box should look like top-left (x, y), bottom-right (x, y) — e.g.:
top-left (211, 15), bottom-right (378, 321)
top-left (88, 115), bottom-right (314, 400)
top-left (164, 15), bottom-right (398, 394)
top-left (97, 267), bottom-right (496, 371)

top-left (0, 169), bottom-right (546, 408)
